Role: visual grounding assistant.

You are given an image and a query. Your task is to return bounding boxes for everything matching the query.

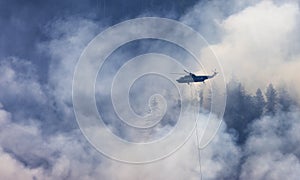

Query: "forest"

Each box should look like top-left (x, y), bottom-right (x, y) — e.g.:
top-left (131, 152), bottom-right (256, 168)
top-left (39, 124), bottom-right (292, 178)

top-left (219, 80), bottom-right (297, 144)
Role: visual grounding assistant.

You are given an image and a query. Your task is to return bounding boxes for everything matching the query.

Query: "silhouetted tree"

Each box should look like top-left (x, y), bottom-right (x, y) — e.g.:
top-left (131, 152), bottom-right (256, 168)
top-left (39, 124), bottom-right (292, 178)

top-left (202, 88), bottom-right (212, 112)
top-left (278, 87), bottom-right (294, 112)
top-left (253, 88), bottom-right (265, 118)
top-left (224, 80), bottom-right (251, 144)
top-left (199, 88), bottom-right (204, 110)
top-left (265, 84), bottom-right (278, 115)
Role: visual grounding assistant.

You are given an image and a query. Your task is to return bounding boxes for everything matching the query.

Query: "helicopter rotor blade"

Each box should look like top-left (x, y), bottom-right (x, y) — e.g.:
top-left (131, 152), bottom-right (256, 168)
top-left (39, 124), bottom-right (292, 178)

top-left (170, 73), bottom-right (186, 75)
top-left (184, 70), bottom-right (190, 74)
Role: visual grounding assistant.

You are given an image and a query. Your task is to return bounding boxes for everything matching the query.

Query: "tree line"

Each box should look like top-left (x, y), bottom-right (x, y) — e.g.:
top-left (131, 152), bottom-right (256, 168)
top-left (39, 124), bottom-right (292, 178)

top-left (199, 80), bottom-right (298, 144)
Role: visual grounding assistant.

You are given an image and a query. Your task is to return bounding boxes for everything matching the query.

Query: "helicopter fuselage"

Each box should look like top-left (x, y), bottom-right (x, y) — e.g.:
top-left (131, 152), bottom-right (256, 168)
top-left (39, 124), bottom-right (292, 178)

top-left (176, 72), bottom-right (217, 84)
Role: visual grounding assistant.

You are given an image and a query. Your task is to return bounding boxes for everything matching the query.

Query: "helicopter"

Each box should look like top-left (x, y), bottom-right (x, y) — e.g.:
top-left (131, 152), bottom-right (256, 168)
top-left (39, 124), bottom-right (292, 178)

top-left (174, 70), bottom-right (218, 84)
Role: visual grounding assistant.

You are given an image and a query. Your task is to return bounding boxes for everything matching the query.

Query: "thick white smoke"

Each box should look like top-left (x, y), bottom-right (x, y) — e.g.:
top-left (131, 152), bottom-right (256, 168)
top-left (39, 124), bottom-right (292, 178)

top-left (1, 0), bottom-right (300, 179)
